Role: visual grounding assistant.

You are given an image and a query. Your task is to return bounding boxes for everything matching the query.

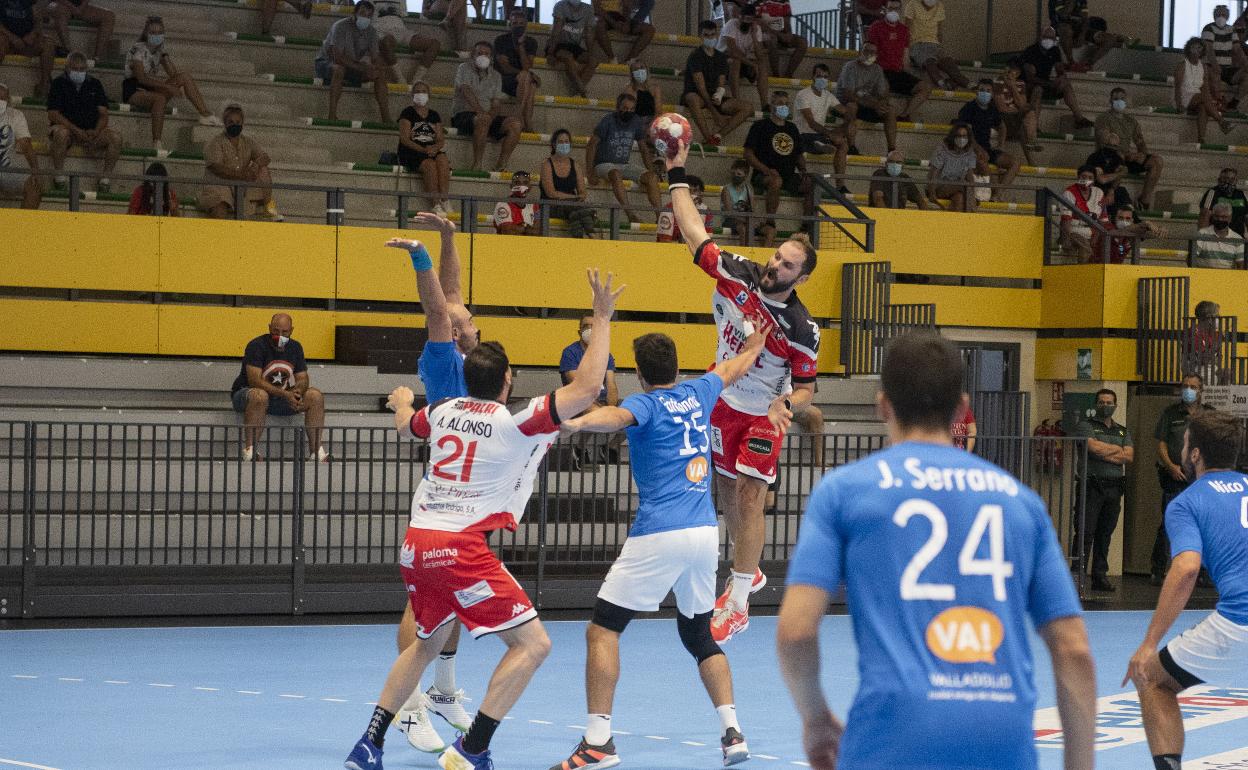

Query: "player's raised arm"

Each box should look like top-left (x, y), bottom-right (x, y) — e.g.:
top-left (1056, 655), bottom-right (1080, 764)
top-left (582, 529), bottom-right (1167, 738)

top-left (1039, 617), bottom-right (1096, 770)
top-left (411, 211), bottom-right (465, 307)
top-left (665, 140), bottom-right (712, 256)
top-left (563, 406), bottom-right (637, 433)
top-left (386, 237), bottom-right (451, 343)
top-left (554, 270), bottom-right (626, 419)
top-left (711, 314), bottom-right (769, 387)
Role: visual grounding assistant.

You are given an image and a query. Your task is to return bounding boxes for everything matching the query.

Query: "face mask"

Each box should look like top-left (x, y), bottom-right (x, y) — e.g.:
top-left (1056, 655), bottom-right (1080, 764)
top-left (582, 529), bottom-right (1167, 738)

top-left (474, 54), bottom-right (490, 70)
top-left (954, 136), bottom-right (969, 148)
top-left (68, 70), bottom-right (87, 85)
top-left (976, 90), bottom-right (992, 106)
top-left (885, 10), bottom-right (900, 22)
top-left (1111, 98), bottom-right (1126, 112)
top-left (1216, 14), bottom-right (1230, 25)
top-left (355, 15), bottom-right (371, 30)
top-left (225, 123), bottom-right (243, 138)
top-left (1116, 219), bottom-right (1133, 228)
top-left (555, 142), bottom-right (571, 156)
top-left (633, 69), bottom-right (648, 82)
top-left (580, 328), bottom-right (591, 344)
top-left (886, 162), bottom-right (902, 176)
top-left (1213, 219), bottom-right (1232, 230)
top-left (1078, 178), bottom-right (1092, 188)
top-left (732, 173), bottom-right (746, 183)
top-left (1039, 38), bottom-right (1055, 50)
top-left (511, 183), bottom-right (529, 196)
top-left (617, 110), bottom-right (634, 121)
top-left (271, 334), bottom-right (290, 349)
top-left (702, 37), bottom-right (717, 50)
top-left (1182, 386), bottom-right (1199, 404)
top-left (148, 33), bottom-right (164, 47)
top-left (412, 92), bottom-right (428, 106)
top-left (864, 55), bottom-right (877, 66)
top-left (813, 76), bottom-right (828, 91)
top-left (511, 24), bottom-right (526, 36)
top-left (774, 105), bottom-right (790, 119)
top-left (924, 0), bottom-right (937, 6)
top-left (1096, 404), bottom-right (1115, 419)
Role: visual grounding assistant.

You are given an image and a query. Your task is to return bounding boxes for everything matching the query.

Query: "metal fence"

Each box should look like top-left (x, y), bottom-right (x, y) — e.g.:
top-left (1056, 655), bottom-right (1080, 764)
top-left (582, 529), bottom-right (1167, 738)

top-left (0, 421), bottom-right (1090, 618)
top-left (1137, 276), bottom-right (1191, 384)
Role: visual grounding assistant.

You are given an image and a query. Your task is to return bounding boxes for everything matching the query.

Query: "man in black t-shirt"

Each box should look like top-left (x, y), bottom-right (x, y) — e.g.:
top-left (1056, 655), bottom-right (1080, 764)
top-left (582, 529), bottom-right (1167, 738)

top-left (47, 52), bottom-right (121, 193)
top-left (1198, 167), bottom-right (1248, 235)
top-left (229, 313), bottom-right (327, 461)
top-left (1085, 144), bottom-right (1133, 218)
top-left (1019, 26), bottom-right (1092, 128)
top-left (957, 78), bottom-right (1018, 199)
top-left (682, 19), bottom-right (753, 145)
top-left (743, 90), bottom-right (813, 246)
top-left (494, 8), bottom-right (539, 131)
top-left (0, 0), bottom-right (53, 96)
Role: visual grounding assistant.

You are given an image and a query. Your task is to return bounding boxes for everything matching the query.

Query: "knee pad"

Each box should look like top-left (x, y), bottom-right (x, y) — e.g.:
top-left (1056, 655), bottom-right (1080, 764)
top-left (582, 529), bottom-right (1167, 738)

top-left (591, 599), bottom-right (635, 634)
top-left (677, 610), bottom-right (723, 664)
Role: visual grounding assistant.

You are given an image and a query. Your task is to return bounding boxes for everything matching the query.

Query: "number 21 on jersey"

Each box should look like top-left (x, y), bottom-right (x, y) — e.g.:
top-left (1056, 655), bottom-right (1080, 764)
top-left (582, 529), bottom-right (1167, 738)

top-left (894, 500), bottom-right (1016, 602)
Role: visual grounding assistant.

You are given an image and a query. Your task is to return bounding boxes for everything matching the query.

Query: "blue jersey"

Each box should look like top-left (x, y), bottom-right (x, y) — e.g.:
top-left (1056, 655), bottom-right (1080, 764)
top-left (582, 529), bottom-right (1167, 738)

top-left (1166, 470), bottom-right (1248, 625)
top-left (788, 442), bottom-right (1082, 769)
top-left (418, 341), bottom-right (467, 403)
top-left (620, 373), bottom-right (723, 537)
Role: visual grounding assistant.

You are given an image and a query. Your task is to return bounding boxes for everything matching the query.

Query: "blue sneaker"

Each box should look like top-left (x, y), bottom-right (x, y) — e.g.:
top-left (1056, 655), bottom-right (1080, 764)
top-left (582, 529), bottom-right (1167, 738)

top-left (438, 737), bottom-right (494, 770)
top-left (345, 736), bottom-right (384, 770)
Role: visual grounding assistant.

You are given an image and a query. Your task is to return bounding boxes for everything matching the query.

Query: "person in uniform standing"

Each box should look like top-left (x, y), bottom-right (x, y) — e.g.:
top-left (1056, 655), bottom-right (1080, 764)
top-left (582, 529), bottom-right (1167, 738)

top-left (1074, 388), bottom-right (1134, 592)
top-left (1150, 373), bottom-right (1210, 585)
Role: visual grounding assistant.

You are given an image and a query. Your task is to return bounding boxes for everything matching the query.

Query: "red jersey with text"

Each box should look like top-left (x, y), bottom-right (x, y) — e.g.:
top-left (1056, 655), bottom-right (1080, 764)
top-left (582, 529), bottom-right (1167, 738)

top-left (408, 393), bottom-right (561, 532)
top-left (694, 239), bottom-right (820, 416)
top-left (657, 201), bottom-right (713, 243)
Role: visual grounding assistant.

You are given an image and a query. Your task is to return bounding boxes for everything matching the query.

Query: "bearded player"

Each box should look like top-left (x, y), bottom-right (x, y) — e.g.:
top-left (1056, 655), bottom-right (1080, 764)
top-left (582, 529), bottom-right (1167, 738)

top-left (664, 139), bottom-right (820, 642)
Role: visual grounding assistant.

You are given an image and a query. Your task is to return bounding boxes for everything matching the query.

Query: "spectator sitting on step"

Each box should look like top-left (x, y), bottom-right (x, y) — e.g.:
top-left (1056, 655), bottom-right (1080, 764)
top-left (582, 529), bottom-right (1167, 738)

top-left (926, 122), bottom-right (978, 212)
top-left (1199, 167), bottom-right (1248, 236)
top-left (371, 0), bottom-right (439, 85)
top-left (0, 82), bottom-right (43, 209)
top-left (683, 20), bottom-right (753, 146)
top-left (494, 168), bottom-right (539, 235)
top-left (260, 0), bottom-right (311, 36)
top-left (1059, 164), bottom-right (1106, 261)
top-left (1175, 37), bottom-right (1231, 144)
top-left (836, 42), bottom-right (898, 152)
top-left (47, 0), bottom-right (115, 61)
top-left (757, 0), bottom-right (807, 78)
top-left (587, 92), bottom-right (659, 224)
top-left (1050, 0), bottom-right (1125, 70)
top-left (592, 0), bottom-right (654, 65)
top-left (718, 2), bottom-right (770, 108)
top-left (494, 7), bottom-right (540, 132)
top-left (1084, 140), bottom-right (1133, 220)
top-left (855, 0), bottom-right (886, 33)
top-left (541, 127), bottom-right (595, 238)
top-left (422, 0), bottom-right (469, 53)
top-left (315, 1), bottom-right (392, 124)
top-left (794, 62), bottom-right (851, 190)
top-left (624, 57), bottom-right (661, 122)
top-left (870, 149), bottom-right (932, 209)
top-left (745, 90), bottom-right (814, 246)
top-left (452, 40), bottom-right (522, 172)
top-left (0, 0), bottom-right (52, 97)
top-left (127, 161), bottom-right (179, 216)
top-left (1193, 202), bottom-right (1246, 269)
top-left (997, 58), bottom-right (1041, 165)
top-left (230, 313), bottom-right (327, 462)
top-left (1019, 26), bottom-right (1093, 129)
top-left (47, 52), bottom-right (120, 194)
top-left (867, 0), bottom-right (930, 122)
top-left (1202, 5), bottom-right (1248, 110)
top-left (547, 0), bottom-right (598, 97)
top-left (398, 80), bottom-right (450, 215)
top-left (1093, 87), bottom-right (1162, 210)
top-left (957, 77), bottom-right (1018, 202)
top-left (200, 104), bottom-right (282, 221)
top-left (903, 0), bottom-right (968, 90)
top-left (721, 159), bottom-right (757, 242)
top-left (125, 15), bottom-right (220, 151)
top-left (559, 312), bottom-right (618, 409)
top-left (657, 174), bottom-right (711, 243)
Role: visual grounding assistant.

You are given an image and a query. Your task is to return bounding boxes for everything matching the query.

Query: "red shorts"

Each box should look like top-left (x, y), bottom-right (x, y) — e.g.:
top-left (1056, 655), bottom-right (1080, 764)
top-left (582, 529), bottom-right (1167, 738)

top-left (709, 400), bottom-right (785, 483)
top-left (398, 527), bottom-right (537, 639)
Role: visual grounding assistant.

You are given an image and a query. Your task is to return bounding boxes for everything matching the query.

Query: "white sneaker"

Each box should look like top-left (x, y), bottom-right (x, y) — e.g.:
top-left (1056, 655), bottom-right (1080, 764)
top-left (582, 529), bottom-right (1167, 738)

top-left (395, 695), bottom-right (446, 753)
top-left (426, 686), bottom-right (473, 732)
top-left (432, 202), bottom-right (449, 217)
top-left (241, 445), bottom-right (254, 462)
top-left (315, 445), bottom-right (330, 462)
top-left (409, 64), bottom-right (429, 84)
top-left (199, 114), bottom-right (223, 126)
top-left (721, 727), bottom-right (749, 766)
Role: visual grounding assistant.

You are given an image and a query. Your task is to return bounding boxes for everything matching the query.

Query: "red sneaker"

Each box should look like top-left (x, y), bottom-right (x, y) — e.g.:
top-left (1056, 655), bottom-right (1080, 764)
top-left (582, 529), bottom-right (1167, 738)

top-left (751, 568), bottom-right (767, 594)
top-left (711, 599), bottom-right (749, 643)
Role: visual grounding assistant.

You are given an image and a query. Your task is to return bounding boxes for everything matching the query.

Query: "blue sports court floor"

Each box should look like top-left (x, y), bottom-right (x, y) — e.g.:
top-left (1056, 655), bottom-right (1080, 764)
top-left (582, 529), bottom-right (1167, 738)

top-left (3, 611), bottom-right (1248, 769)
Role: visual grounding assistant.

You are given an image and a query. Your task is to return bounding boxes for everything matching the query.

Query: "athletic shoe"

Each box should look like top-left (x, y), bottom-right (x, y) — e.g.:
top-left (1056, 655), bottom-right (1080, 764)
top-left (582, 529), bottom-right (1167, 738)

top-left (395, 694), bottom-right (446, 753)
top-left (427, 686), bottom-right (473, 732)
top-left (548, 737), bottom-right (620, 769)
top-left (199, 114), bottom-right (224, 127)
top-left (750, 568), bottom-right (766, 594)
top-left (721, 727), bottom-right (749, 766)
top-left (344, 736), bottom-right (384, 770)
top-left (439, 737), bottom-right (493, 770)
top-left (711, 598), bottom-right (749, 643)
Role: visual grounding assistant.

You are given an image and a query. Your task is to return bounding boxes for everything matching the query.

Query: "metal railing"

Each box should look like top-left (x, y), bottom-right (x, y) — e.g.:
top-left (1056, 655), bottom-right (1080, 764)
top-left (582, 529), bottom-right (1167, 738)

top-left (793, 7), bottom-right (842, 49)
top-left (0, 420), bottom-right (1092, 618)
top-left (1136, 276), bottom-right (1191, 384)
top-left (839, 260), bottom-right (892, 375)
top-left (1181, 315), bottom-right (1241, 387)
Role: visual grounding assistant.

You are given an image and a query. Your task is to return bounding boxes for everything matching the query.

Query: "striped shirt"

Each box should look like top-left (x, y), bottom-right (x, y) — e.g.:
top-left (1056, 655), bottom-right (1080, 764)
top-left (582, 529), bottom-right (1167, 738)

top-left (1201, 21), bottom-right (1239, 68)
top-left (1193, 226), bottom-right (1246, 269)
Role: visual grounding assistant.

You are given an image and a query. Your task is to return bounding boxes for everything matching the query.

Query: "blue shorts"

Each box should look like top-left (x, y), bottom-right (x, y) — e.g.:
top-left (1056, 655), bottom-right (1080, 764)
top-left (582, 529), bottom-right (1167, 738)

top-left (231, 387), bottom-right (298, 416)
top-left (418, 341), bottom-right (467, 403)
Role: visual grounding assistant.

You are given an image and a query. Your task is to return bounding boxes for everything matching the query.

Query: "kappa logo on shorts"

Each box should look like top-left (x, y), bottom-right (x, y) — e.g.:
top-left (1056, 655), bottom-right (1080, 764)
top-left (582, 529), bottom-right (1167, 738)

top-left (511, 602), bottom-right (529, 617)
top-left (746, 437), bottom-right (774, 455)
top-left (454, 579), bottom-right (496, 609)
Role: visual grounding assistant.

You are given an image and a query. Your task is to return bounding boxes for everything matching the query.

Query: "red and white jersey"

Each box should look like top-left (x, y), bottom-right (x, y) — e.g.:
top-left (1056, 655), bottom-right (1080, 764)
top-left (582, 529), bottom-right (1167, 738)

top-left (494, 199), bottom-right (538, 230)
top-left (407, 393), bottom-right (562, 532)
top-left (695, 239), bottom-right (820, 416)
top-left (657, 201), bottom-right (713, 243)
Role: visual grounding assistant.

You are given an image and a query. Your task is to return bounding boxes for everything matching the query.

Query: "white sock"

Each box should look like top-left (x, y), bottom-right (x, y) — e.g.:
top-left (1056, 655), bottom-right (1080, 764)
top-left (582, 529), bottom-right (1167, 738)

top-left (434, 653), bottom-right (456, 694)
top-left (728, 571), bottom-right (753, 608)
top-left (716, 704), bottom-right (740, 733)
top-left (585, 713), bottom-right (612, 745)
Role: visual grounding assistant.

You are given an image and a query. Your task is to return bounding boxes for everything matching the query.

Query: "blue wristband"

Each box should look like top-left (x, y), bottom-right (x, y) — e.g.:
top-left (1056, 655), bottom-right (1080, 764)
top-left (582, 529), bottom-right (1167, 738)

top-left (409, 244), bottom-right (433, 272)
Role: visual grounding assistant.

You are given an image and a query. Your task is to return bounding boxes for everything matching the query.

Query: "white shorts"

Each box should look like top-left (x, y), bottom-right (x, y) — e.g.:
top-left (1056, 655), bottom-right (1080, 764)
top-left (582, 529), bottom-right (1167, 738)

top-left (373, 14), bottom-right (409, 43)
top-left (1163, 611), bottom-right (1248, 689)
top-left (597, 525), bottom-right (719, 617)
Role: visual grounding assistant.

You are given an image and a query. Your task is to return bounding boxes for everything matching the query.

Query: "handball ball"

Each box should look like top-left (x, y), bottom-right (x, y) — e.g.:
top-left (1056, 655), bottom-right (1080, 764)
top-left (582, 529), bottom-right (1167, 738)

top-left (649, 112), bottom-right (693, 158)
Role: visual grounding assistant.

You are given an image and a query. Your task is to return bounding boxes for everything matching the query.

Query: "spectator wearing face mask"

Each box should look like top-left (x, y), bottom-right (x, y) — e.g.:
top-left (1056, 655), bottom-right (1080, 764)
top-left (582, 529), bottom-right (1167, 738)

top-left (452, 40), bottom-right (523, 172)
top-left (1199, 167), bottom-right (1248, 235)
top-left (494, 8), bottom-right (540, 132)
top-left (1101, 203), bottom-right (1163, 264)
top-left (1019, 26), bottom-right (1093, 129)
top-left (1049, 0), bottom-right (1124, 70)
top-left (720, 159), bottom-right (756, 243)
top-left (794, 63), bottom-right (851, 189)
top-left (586, 92), bottom-right (659, 223)
top-left (1093, 88), bottom-right (1162, 211)
top-left (1202, 4), bottom-right (1248, 110)
top-left (996, 60), bottom-right (1041, 165)
top-left (1084, 140), bottom-right (1133, 221)
top-left (903, 0), bottom-right (967, 90)
top-left (1059, 165), bottom-right (1105, 261)
top-left (1176, 37), bottom-right (1231, 143)
top-left (125, 15), bottom-right (220, 150)
top-left (541, 128), bottom-right (595, 238)
top-left (47, 52), bottom-right (121, 194)
top-left (869, 149), bottom-right (931, 209)
top-left (866, 0), bottom-right (930, 122)
top-left (718, 3), bottom-right (771, 108)
top-left (957, 77), bottom-right (1018, 202)
top-left (1193, 203), bottom-right (1246, 269)
top-left (744, 90), bottom-right (813, 245)
top-left (494, 169), bottom-right (539, 235)
top-left (398, 80), bottom-right (450, 215)
top-left (547, 0), bottom-right (598, 97)
top-left (1073, 388), bottom-right (1133, 593)
top-left (927, 122), bottom-right (977, 212)
top-left (0, 82), bottom-right (42, 209)
top-left (836, 42), bottom-right (897, 152)
top-left (658, 175), bottom-right (712, 243)
top-left (315, 2), bottom-right (392, 124)
top-left (127, 161), bottom-right (178, 216)
top-left (683, 20), bottom-right (753, 145)
top-left (624, 57), bottom-right (661, 121)
top-left (1149, 372), bottom-right (1211, 586)
top-left (200, 104), bottom-right (281, 221)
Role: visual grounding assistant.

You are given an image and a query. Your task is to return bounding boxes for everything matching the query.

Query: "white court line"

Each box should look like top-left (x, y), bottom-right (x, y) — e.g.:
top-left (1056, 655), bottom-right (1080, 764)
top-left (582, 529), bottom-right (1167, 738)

top-left (0, 759), bottom-right (63, 770)
top-left (681, 741), bottom-right (705, 747)
top-left (55, 678), bottom-right (82, 683)
top-left (321, 698), bottom-right (348, 703)
top-left (193, 687), bottom-right (219, 692)
top-left (103, 680), bottom-right (128, 685)
top-left (10, 675), bottom-right (37, 679)
top-left (278, 694), bottom-right (306, 699)
top-left (644, 735), bottom-right (670, 741)
top-left (236, 690), bottom-right (262, 695)
top-left (146, 683), bottom-right (174, 688)
top-left (528, 719), bottom-right (553, 725)
top-left (755, 754), bottom-right (779, 760)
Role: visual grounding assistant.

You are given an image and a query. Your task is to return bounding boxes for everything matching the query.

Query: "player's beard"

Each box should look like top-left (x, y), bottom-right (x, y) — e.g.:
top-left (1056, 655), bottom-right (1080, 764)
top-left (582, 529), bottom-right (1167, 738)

top-left (760, 268), bottom-right (796, 295)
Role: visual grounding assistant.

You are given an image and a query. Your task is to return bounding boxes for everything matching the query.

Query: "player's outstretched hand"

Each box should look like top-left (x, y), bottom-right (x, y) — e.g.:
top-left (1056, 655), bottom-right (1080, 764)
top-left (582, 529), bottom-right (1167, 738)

top-left (768, 393), bottom-right (794, 433)
top-left (665, 138), bottom-right (690, 171)
top-left (742, 312), bottom-right (771, 353)
top-left (560, 417), bottom-right (585, 435)
top-left (412, 211), bottom-right (457, 234)
top-left (587, 269), bottom-right (626, 319)
top-left (802, 711), bottom-right (842, 770)
top-left (386, 386), bottom-right (415, 412)
top-left (385, 237), bottom-right (423, 252)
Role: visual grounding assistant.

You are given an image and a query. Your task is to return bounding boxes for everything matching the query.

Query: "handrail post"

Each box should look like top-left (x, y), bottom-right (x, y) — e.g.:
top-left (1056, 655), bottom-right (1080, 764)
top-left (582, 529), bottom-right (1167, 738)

top-left (67, 174), bottom-right (81, 212)
top-left (233, 183), bottom-right (245, 220)
top-left (291, 428), bottom-right (306, 615)
top-left (398, 194), bottom-right (409, 229)
top-left (21, 423), bottom-right (36, 617)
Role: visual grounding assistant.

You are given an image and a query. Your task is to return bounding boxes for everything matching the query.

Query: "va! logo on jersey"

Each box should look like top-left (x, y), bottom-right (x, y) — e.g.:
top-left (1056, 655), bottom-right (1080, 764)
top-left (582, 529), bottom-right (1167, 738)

top-left (926, 606), bottom-right (1004, 664)
top-left (685, 456), bottom-right (709, 483)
